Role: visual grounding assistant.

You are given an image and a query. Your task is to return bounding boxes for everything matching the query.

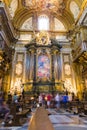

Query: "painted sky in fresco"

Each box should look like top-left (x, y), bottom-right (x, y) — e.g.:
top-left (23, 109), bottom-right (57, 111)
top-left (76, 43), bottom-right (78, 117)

top-left (37, 55), bottom-right (50, 79)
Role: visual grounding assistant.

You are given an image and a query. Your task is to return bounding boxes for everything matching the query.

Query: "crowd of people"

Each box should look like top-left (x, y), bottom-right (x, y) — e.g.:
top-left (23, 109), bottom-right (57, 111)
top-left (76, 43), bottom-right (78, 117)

top-left (0, 90), bottom-right (74, 125)
top-left (38, 92), bottom-right (73, 110)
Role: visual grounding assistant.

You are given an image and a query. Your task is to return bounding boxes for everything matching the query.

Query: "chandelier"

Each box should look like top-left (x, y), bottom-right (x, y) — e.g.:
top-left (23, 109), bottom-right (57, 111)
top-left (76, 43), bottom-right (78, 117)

top-left (24, 0), bottom-right (65, 14)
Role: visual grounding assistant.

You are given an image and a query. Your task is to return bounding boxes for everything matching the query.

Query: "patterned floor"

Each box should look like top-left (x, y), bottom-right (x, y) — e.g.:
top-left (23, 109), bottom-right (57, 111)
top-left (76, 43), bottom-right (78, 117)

top-left (49, 115), bottom-right (75, 124)
top-left (0, 108), bottom-right (87, 130)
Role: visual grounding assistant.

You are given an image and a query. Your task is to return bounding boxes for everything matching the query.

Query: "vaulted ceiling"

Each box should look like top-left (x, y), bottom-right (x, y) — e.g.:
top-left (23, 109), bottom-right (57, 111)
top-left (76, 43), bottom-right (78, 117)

top-left (3, 0), bottom-right (86, 32)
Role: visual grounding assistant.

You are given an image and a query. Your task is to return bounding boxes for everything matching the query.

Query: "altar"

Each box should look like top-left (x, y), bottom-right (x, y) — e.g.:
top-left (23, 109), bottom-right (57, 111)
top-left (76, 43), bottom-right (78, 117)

top-left (24, 31), bottom-right (62, 94)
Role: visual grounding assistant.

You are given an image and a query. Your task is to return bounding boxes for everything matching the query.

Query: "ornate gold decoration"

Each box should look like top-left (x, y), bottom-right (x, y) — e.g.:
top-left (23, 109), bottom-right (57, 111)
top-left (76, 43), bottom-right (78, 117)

top-left (36, 31), bottom-right (50, 45)
top-left (64, 78), bottom-right (77, 94)
top-left (10, 77), bottom-right (22, 94)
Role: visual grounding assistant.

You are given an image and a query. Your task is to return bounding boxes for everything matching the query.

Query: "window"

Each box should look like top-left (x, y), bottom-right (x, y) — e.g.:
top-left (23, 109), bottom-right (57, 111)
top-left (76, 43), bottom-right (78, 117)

top-left (38, 15), bottom-right (49, 30)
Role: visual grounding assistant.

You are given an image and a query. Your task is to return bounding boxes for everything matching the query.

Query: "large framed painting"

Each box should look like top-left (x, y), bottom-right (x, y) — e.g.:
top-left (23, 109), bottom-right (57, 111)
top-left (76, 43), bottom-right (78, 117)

top-left (37, 54), bottom-right (51, 81)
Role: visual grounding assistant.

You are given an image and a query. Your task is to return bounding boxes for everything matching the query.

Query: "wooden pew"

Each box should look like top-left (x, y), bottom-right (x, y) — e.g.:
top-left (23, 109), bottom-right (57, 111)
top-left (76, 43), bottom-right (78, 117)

top-left (15, 109), bottom-right (29, 126)
top-left (5, 104), bottom-right (30, 126)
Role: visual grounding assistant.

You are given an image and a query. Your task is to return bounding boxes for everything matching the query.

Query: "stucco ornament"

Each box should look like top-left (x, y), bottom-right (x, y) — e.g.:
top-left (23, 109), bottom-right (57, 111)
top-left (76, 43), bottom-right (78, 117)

top-left (36, 31), bottom-right (50, 45)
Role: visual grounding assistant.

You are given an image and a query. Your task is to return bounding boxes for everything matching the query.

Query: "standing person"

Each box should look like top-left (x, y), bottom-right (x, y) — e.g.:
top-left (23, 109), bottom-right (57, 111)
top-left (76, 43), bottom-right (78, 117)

top-left (38, 94), bottom-right (43, 106)
top-left (68, 93), bottom-right (72, 102)
top-left (55, 93), bottom-right (60, 111)
top-left (12, 93), bottom-right (18, 104)
top-left (42, 93), bottom-right (45, 107)
top-left (62, 93), bottom-right (68, 109)
top-left (47, 93), bottom-right (52, 108)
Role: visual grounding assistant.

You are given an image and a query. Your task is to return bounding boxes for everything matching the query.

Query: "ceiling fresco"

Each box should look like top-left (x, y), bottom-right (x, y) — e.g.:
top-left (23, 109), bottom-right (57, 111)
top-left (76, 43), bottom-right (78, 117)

top-left (24, 0), bottom-right (65, 14)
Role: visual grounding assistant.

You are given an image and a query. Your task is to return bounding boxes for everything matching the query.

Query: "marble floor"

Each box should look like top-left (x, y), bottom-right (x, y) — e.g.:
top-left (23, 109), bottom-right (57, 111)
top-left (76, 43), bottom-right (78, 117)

top-left (0, 108), bottom-right (87, 130)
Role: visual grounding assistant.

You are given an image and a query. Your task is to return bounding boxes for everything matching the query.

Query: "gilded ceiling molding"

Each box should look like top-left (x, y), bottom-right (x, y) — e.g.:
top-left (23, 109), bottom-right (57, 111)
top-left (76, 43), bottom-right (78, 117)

top-left (63, 9), bottom-right (75, 23)
top-left (73, 0), bottom-right (82, 8)
top-left (54, 15), bottom-right (69, 31)
top-left (13, 9), bottom-right (33, 29)
top-left (4, 0), bottom-right (22, 7)
top-left (81, 0), bottom-right (87, 11)
top-left (54, 11), bottom-right (74, 30)
top-left (3, 0), bottom-right (10, 6)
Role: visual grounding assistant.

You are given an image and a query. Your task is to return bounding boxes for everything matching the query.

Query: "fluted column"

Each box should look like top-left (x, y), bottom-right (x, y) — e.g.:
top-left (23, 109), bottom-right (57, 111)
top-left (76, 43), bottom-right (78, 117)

top-left (33, 49), bottom-right (36, 82)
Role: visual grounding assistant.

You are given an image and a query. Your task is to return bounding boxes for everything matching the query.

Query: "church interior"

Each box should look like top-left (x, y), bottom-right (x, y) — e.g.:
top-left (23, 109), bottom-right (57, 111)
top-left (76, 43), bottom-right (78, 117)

top-left (0, 0), bottom-right (87, 129)
top-left (0, 0), bottom-right (87, 100)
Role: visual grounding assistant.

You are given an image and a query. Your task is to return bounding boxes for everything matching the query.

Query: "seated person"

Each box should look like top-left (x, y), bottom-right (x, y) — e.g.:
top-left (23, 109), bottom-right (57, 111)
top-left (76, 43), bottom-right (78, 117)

top-left (12, 93), bottom-right (18, 103)
top-left (0, 101), bottom-right (10, 123)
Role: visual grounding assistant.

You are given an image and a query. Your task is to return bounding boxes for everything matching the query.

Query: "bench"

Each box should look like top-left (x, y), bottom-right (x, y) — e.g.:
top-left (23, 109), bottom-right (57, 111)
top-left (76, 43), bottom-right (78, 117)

top-left (5, 104), bottom-right (30, 126)
top-left (15, 109), bottom-right (29, 125)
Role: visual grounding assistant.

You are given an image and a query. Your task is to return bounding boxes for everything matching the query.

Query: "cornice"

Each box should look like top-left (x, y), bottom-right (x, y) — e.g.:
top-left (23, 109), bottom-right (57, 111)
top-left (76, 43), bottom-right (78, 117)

top-left (0, 2), bottom-right (18, 44)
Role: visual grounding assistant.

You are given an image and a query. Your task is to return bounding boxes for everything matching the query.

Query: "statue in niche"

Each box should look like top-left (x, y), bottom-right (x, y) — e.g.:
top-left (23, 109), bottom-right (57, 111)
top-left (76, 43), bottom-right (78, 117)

top-left (64, 64), bottom-right (71, 76)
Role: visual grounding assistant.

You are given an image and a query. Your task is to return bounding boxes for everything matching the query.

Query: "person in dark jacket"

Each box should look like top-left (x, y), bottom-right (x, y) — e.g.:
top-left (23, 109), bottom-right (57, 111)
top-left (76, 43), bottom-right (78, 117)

top-left (62, 94), bottom-right (68, 109)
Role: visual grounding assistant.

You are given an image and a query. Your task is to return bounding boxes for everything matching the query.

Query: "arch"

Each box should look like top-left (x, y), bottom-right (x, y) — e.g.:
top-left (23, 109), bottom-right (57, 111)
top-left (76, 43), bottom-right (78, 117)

top-left (13, 9), bottom-right (33, 29)
top-left (13, 8), bottom-right (75, 31)
top-left (53, 9), bottom-right (75, 30)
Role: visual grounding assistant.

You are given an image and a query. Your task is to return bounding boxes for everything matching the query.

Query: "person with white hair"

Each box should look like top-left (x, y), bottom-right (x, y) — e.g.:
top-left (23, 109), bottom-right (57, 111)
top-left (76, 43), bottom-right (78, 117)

top-left (55, 93), bottom-right (60, 111)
